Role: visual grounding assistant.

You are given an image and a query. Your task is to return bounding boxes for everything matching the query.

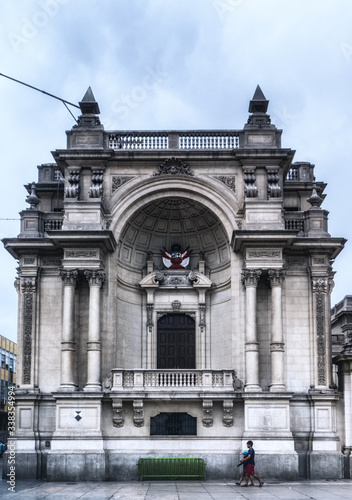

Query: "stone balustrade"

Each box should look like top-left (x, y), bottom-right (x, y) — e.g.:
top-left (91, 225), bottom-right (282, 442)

top-left (107, 131), bottom-right (240, 150)
top-left (109, 369), bottom-right (238, 394)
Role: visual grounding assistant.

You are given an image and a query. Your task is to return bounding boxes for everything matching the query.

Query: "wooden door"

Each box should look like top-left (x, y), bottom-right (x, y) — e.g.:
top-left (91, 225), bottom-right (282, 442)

top-left (157, 314), bottom-right (195, 369)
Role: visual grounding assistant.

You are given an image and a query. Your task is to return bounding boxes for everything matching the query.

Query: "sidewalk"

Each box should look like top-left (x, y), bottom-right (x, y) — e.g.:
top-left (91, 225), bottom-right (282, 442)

top-left (1, 477), bottom-right (351, 499)
top-left (1, 457), bottom-right (352, 500)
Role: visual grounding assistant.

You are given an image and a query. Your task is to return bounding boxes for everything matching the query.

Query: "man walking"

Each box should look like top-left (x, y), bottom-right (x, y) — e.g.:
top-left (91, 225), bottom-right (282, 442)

top-left (240, 440), bottom-right (264, 487)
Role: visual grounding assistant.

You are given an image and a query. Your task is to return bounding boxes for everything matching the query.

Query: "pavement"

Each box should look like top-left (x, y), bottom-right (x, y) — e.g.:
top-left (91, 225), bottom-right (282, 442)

top-left (1, 459), bottom-right (352, 500)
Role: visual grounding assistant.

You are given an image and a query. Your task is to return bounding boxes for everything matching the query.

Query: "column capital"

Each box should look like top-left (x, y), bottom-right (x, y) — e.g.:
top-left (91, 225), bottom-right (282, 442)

top-left (85, 269), bottom-right (106, 287)
top-left (268, 269), bottom-right (286, 287)
top-left (60, 269), bottom-right (79, 286)
top-left (312, 276), bottom-right (328, 294)
top-left (241, 269), bottom-right (261, 288)
top-left (20, 276), bottom-right (37, 293)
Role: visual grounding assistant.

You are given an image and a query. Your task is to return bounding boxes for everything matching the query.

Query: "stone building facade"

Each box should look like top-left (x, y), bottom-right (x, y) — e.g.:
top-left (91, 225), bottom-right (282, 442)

top-left (3, 86), bottom-right (351, 480)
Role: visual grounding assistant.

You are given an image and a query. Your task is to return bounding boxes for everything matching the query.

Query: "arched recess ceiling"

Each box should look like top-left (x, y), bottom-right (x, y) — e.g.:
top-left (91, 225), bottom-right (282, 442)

top-left (117, 197), bottom-right (230, 271)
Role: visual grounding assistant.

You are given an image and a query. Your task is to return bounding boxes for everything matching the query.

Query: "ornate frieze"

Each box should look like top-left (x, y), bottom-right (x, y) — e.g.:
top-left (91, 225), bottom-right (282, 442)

top-left (112, 176), bottom-right (134, 193)
top-left (213, 176), bottom-right (236, 193)
top-left (241, 269), bottom-right (262, 288)
top-left (21, 277), bottom-right (36, 385)
top-left (84, 270), bottom-right (106, 287)
top-left (88, 167), bottom-right (104, 198)
top-left (65, 250), bottom-right (98, 258)
top-left (60, 269), bottom-right (79, 286)
top-left (268, 269), bottom-right (286, 287)
top-left (222, 400), bottom-right (234, 427)
top-left (202, 400), bottom-right (213, 427)
top-left (244, 169), bottom-right (258, 197)
top-left (65, 167), bottom-right (81, 199)
top-left (153, 157), bottom-right (194, 177)
top-left (133, 400), bottom-right (144, 427)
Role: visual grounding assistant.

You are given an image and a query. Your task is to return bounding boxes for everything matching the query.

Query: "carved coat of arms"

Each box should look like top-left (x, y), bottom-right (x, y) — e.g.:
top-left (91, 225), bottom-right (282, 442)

top-left (162, 244), bottom-right (190, 269)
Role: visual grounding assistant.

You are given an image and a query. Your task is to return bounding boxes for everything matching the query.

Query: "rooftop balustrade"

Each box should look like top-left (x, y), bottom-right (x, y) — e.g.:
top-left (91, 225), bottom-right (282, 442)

top-left (107, 130), bottom-right (240, 150)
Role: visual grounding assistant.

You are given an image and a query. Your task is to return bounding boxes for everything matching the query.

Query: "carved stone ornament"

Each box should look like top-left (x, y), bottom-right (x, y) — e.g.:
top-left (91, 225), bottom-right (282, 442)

top-left (60, 269), bottom-right (79, 286)
top-left (241, 269), bottom-right (262, 288)
top-left (153, 157), bottom-right (194, 177)
top-left (112, 176), bottom-right (134, 193)
top-left (140, 271), bottom-right (211, 290)
top-left (85, 270), bottom-right (106, 287)
top-left (172, 300), bottom-right (181, 311)
top-left (88, 167), bottom-right (104, 198)
top-left (222, 400), bottom-right (234, 427)
top-left (112, 399), bottom-right (124, 428)
top-left (213, 176), bottom-right (236, 193)
top-left (267, 168), bottom-right (282, 198)
top-left (268, 269), bottom-right (286, 287)
top-left (202, 400), bottom-right (213, 427)
top-left (312, 277), bottom-right (328, 294)
top-left (199, 303), bottom-right (206, 326)
top-left (65, 167), bottom-right (81, 199)
top-left (147, 304), bottom-right (154, 326)
top-left (244, 169), bottom-right (258, 198)
top-left (133, 400), bottom-right (144, 427)
top-left (20, 277), bottom-right (36, 385)
top-left (232, 371), bottom-right (244, 391)
top-left (313, 280), bottom-right (327, 386)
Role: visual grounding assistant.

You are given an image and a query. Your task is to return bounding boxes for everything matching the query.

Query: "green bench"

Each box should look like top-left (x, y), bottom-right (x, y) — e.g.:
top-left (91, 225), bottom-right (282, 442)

top-left (137, 457), bottom-right (206, 481)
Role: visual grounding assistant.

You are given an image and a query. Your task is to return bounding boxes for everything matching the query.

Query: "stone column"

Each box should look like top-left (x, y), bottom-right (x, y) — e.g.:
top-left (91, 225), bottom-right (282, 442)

top-left (268, 269), bottom-right (286, 391)
top-left (241, 269), bottom-right (262, 391)
top-left (60, 270), bottom-right (78, 390)
top-left (84, 270), bottom-right (106, 391)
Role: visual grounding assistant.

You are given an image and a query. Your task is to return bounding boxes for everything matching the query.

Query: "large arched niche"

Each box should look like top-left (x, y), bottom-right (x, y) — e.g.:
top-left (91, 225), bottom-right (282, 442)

top-left (115, 197), bottom-right (231, 272)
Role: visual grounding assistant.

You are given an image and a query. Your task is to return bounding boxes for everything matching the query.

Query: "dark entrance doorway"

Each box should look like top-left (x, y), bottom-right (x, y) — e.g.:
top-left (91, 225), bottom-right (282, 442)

top-left (157, 313), bottom-right (195, 369)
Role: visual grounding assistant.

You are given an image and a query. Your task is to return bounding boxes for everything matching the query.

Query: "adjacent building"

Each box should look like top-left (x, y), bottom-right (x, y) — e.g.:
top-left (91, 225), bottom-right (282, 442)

top-left (2, 86), bottom-right (351, 480)
top-left (0, 335), bottom-right (17, 443)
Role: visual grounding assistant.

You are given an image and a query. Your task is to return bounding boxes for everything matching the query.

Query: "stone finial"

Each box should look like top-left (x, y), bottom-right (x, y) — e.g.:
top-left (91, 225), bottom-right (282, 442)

top-left (26, 182), bottom-right (40, 210)
top-left (307, 183), bottom-right (323, 209)
top-left (79, 87), bottom-right (100, 115)
top-left (248, 85), bottom-right (269, 113)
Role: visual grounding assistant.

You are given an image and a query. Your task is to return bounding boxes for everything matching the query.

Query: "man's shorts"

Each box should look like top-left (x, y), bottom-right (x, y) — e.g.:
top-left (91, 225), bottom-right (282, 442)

top-left (246, 464), bottom-right (255, 476)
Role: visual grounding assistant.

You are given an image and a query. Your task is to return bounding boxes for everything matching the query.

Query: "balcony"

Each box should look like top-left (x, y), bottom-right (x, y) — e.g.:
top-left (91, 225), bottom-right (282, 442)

top-left (108, 369), bottom-right (242, 399)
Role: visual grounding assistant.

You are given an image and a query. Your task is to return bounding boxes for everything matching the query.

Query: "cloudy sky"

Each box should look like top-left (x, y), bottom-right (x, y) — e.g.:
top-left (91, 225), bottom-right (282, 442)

top-left (1, 0), bottom-right (352, 342)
